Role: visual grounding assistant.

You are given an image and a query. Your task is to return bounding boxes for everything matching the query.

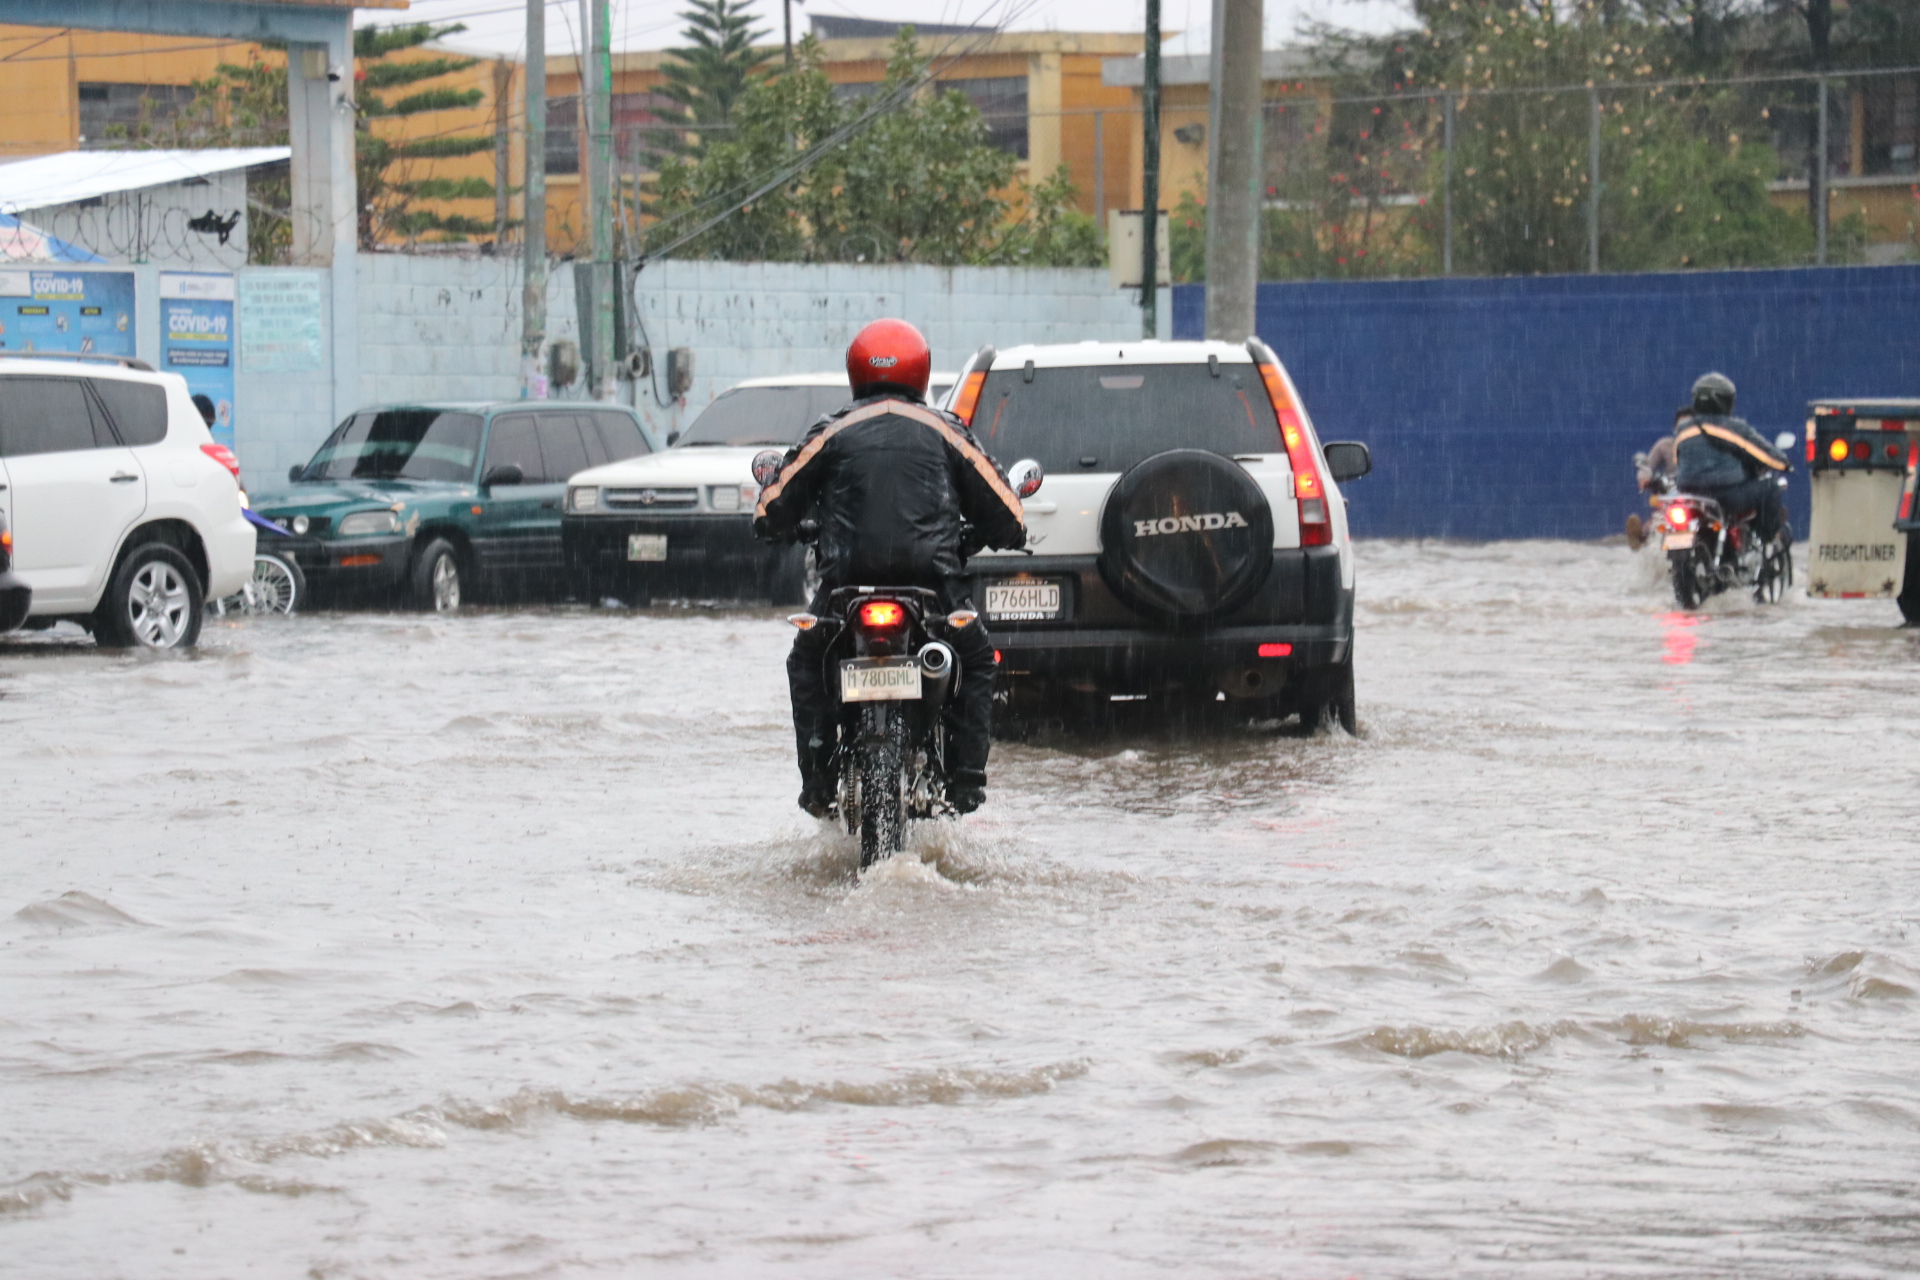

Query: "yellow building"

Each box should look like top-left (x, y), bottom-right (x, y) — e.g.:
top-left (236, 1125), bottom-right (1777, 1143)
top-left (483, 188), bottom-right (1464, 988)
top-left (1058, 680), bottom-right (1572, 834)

top-left (539, 25), bottom-right (1145, 255)
top-left (0, 18), bottom-right (513, 254)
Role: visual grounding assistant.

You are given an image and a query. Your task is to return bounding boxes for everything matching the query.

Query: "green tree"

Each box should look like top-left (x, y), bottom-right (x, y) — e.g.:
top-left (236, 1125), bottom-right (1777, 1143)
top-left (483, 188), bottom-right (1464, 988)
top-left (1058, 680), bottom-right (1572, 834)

top-left (648, 32), bottom-right (1102, 267)
top-left (658, 0), bottom-right (775, 148)
top-left (353, 22), bottom-right (499, 246)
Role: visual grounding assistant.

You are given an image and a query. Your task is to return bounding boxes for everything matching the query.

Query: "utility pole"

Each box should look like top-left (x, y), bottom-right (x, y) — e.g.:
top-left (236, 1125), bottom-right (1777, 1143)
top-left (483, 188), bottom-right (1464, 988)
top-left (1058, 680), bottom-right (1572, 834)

top-left (1203, 0), bottom-right (1261, 342)
top-left (583, 0), bottom-right (615, 399)
top-left (1587, 87), bottom-right (1600, 274)
top-left (522, 0), bottom-right (547, 398)
top-left (1141, 0), bottom-right (1161, 341)
top-left (784, 0), bottom-right (794, 68)
top-left (1815, 74), bottom-right (1829, 265)
top-left (1442, 93), bottom-right (1454, 275)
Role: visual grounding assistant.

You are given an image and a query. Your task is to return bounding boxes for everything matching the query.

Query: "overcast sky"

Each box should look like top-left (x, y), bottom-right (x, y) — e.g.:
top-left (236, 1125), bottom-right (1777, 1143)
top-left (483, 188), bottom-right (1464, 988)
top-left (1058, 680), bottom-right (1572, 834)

top-left (369, 0), bottom-right (1411, 62)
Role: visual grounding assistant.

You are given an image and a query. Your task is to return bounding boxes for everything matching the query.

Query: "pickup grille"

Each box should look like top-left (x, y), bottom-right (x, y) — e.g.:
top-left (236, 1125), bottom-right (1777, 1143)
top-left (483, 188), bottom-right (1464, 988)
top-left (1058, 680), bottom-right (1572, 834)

top-left (604, 487), bottom-right (699, 510)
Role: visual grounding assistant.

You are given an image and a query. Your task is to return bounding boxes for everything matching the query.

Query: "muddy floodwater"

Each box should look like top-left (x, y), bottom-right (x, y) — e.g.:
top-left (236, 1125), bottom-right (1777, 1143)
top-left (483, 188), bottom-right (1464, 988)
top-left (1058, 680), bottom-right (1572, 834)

top-left (3, 540), bottom-right (1918, 1278)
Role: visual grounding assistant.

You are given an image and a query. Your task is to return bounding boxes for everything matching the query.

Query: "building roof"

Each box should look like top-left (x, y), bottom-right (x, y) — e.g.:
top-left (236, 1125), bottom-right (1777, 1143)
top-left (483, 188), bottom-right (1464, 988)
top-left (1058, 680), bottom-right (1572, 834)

top-left (1101, 49), bottom-right (1342, 88)
top-left (808, 16), bottom-right (990, 40)
top-left (0, 148), bottom-right (290, 215)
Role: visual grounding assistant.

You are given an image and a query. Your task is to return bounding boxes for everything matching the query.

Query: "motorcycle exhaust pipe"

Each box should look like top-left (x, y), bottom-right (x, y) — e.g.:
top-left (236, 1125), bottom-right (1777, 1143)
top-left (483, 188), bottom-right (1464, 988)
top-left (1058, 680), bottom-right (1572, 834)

top-left (918, 641), bottom-right (957, 704)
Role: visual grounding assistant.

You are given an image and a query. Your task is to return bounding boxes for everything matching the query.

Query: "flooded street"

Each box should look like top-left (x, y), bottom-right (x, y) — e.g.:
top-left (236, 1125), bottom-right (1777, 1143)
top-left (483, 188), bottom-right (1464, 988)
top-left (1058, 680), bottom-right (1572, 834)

top-left (4, 539), bottom-right (1918, 1278)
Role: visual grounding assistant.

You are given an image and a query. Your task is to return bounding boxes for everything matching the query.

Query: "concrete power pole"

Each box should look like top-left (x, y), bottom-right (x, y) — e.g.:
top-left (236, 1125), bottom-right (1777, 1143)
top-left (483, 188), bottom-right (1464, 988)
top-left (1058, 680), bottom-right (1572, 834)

top-left (1140, 0), bottom-right (1161, 341)
top-left (523, 0), bottom-right (547, 397)
top-left (583, 0), bottom-right (616, 400)
top-left (1204, 0), bottom-right (1262, 342)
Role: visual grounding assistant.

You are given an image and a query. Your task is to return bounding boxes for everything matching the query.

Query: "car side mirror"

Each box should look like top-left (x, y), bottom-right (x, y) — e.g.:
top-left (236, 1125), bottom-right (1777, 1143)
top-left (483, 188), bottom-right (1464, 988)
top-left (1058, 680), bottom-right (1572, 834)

top-left (751, 449), bottom-right (785, 488)
top-left (1323, 441), bottom-right (1371, 482)
top-left (482, 463), bottom-right (524, 487)
top-left (666, 430), bottom-right (681, 446)
top-left (288, 464), bottom-right (304, 483)
top-left (1008, 458), bottom-right (1044, 499)
top-left (1774, 431), bottom-right (1796, 451)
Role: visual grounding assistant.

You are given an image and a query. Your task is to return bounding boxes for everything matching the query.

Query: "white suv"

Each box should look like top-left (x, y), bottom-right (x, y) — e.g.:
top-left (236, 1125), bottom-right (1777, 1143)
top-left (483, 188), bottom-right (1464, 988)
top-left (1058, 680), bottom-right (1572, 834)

top-left (0, 354), bottom-right (254, 649)
top-left (563, 371), bottom-right (952, 604)
top-left (946, 339), bottom-right (1370, 730)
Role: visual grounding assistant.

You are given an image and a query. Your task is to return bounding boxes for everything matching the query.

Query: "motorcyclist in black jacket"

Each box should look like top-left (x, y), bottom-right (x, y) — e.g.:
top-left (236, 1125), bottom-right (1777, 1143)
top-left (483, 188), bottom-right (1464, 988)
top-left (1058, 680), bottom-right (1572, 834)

top-left (753, 319), bottom-right (1027, 818)
top-left (1674, 372), bottom-right (1790, 544)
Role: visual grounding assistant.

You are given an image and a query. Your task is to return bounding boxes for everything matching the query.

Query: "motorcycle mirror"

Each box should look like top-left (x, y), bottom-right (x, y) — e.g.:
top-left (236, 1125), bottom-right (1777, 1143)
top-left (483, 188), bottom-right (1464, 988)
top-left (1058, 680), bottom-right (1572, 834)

top-left (1008, 458), bottom-right (1044, 499)
top-left (1774, 431), bottom-right (1796, 451)
top-left (751, 449), bottom-right (784, 488)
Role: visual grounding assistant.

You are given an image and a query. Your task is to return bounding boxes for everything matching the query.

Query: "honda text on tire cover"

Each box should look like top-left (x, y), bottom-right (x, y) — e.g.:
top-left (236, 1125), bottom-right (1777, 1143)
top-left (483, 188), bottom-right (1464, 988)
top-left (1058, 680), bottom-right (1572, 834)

top-left (942, 339), bottom-right (1371, 732)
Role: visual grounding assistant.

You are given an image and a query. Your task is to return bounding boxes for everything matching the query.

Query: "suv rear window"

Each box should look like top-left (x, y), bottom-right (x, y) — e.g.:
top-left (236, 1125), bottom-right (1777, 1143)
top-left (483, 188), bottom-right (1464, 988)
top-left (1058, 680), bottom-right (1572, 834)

top-left (90, 379), bottom-right (168, 446)
top-left (677, 386), bottom-right (853, 448)
top-left (301, 409), bottom-right (484, 483)
top-left (973, 363), bottom-right (1282, 474)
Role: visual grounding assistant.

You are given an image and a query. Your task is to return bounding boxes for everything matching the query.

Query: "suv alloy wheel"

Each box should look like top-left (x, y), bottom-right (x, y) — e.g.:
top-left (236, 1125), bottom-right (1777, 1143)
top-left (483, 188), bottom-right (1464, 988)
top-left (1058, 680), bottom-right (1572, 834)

top-left (95, 542), bottom-right (204, 650)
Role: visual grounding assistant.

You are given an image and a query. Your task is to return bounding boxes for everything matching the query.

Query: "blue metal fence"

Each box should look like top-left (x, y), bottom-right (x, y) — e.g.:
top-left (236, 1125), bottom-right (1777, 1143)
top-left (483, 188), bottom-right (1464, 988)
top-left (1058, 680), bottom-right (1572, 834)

top-left (1173, 266), bottom-right (1920, 540)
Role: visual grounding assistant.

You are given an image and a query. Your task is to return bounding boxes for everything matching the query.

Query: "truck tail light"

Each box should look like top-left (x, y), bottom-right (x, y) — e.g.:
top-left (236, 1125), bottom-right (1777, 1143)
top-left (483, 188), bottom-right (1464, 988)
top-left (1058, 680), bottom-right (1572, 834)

top-left (1255, 356), bottom-right (1332, 547)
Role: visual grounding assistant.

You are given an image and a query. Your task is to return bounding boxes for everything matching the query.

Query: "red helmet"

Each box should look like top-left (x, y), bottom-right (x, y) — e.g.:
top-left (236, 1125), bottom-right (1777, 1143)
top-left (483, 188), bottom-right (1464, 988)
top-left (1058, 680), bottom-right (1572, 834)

top-left (846, 318), bottom-right (931, 399)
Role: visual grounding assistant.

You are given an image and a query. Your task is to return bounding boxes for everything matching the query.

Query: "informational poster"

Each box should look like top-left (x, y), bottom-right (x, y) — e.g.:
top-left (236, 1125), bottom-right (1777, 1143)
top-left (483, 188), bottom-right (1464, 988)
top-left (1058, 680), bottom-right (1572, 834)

top-left (160, 271), bottom-right (237, 448)
top-left (0, 268), bottom-right (135, 356)
top-left (238, 271), bottom-right (324, 372)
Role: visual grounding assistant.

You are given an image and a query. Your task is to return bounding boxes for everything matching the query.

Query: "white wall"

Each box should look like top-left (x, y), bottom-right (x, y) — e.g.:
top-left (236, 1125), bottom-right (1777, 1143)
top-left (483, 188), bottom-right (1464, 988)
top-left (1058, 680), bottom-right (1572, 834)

top-left (229, 253), bottom-right (1151, 493)
top-left (25, 172), bottom-right (251, 273)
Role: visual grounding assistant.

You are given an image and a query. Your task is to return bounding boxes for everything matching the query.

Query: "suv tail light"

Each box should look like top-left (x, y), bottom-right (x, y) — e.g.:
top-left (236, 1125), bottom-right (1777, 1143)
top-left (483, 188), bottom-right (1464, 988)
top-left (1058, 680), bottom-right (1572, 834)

top-left (201, 443), bottom-right (241, 482)
top-left (0, 525), bottom-right (11, 572)
top-left (1252, 350), bottom-right (1332, 547)
top-left (951, 368), bottom-right (988, 426)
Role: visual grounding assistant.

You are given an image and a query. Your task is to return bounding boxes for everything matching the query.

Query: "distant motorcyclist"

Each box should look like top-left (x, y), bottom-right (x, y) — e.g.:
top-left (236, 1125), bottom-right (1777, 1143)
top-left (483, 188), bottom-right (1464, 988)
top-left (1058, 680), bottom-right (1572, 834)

top-left (753, 319), bottom-right (1027, 818)
top-left (1674, 372), bottom-right (1789, 544)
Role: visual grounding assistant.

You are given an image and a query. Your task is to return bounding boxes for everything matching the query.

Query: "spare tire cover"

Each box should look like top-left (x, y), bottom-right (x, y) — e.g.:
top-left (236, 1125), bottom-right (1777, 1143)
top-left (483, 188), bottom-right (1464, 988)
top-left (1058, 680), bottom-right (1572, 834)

top-left (1098, 448), bottom-right (1274, 622)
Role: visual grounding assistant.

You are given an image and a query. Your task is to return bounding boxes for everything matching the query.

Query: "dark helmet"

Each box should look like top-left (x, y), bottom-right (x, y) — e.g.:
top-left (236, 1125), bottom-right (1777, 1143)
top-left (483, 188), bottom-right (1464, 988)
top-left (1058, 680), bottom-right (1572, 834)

top-left (1691, 372), bottom-right (1736, 416)
top-left (846, 318), bottom-right (931, 400)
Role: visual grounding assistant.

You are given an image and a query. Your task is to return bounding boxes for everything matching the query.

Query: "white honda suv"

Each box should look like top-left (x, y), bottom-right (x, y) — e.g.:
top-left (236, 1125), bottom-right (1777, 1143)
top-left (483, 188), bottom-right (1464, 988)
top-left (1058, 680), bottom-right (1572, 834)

top-left (0, 354), bottom-right (254, 649)
top-left (945, 339), bottom-right (1371, 730)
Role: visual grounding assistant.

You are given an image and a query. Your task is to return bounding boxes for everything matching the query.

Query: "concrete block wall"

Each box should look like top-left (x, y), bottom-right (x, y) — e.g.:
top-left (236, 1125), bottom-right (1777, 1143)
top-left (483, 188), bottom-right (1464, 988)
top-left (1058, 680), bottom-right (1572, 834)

top-left (627, 259), bottom-right (1146, 442)
top-left (230, 252), bottom-right (1143, 492)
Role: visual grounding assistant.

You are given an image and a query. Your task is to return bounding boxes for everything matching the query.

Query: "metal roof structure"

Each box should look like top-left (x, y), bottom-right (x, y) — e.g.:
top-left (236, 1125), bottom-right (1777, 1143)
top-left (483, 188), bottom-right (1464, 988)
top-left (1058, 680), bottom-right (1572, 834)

top-left (0, 148), bottom-right (290, 215)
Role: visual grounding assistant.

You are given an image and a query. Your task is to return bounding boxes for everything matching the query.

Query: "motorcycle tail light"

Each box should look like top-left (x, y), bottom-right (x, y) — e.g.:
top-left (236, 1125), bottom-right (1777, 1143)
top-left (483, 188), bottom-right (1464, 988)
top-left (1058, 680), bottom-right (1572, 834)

top-left (1257, 642), bottom-right (1292, 658)
top-left (1668, 505), bottom-right (1691, 528)
top-left (859, 601), bottom-right (905, 629)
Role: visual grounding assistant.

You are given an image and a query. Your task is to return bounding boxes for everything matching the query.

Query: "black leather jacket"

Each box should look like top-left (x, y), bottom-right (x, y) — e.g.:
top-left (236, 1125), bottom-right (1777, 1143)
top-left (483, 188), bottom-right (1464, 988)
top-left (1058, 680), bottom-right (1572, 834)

top-left (752, 391), bottom-right (1027, 587)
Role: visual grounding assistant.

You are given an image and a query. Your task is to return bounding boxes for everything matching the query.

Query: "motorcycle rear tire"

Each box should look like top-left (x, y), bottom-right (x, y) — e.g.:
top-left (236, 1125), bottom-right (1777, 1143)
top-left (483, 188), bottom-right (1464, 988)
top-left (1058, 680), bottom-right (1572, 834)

top-left (857, 704), bottom-right (907, 868)
top-left (1669, 547), bottom-right (1708, 609)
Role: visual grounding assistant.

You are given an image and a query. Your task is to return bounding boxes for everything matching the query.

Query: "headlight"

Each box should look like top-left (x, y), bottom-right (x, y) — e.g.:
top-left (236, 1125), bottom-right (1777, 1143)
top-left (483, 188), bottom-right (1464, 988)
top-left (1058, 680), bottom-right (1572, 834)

top-left (708, 484), bottom-right (740, 512)
top-left (570, 486), bottom-right (600, 512)
top-left (291, 515), bottom-right (310, 535)
top-left (337, 509), bottom-right (401, 537)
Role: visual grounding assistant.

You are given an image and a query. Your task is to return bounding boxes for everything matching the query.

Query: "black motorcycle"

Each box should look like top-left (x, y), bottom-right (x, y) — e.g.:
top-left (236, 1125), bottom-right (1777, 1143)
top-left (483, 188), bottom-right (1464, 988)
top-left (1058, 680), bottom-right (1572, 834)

top-left (1662, 482), bottom-right (1793, 608)
top-left (753, 451), bottom-right (1042, 867)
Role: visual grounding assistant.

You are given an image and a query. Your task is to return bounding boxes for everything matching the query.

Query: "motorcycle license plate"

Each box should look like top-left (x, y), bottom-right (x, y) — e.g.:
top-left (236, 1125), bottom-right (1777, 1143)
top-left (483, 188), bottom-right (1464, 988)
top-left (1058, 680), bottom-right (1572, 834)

top-left (985, 580), bottom-right (1061, 621)
top-left (840, 657), bottom-right (922, 702)
top-left (1664, 532), bottom-right (1694, 551)
top-left (627, 534), bottom-right (667, 562)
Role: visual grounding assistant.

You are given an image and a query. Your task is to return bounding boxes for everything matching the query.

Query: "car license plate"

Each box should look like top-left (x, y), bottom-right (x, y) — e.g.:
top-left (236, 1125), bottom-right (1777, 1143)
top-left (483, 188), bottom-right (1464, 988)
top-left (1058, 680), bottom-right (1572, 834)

top-left (1664, 532), bottom-right (1694, 551)
top-left (840, 657), bottom-right (922, 702)
top-left (985, 580), bottom-right (1061, 621)
top-left (627, 534), bottom-right (667, 562)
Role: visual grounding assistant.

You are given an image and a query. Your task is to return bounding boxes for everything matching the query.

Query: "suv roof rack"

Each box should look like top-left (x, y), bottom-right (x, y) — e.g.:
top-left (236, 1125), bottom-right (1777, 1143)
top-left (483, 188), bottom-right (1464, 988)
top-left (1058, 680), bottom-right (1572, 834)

top-left (0, 351), bottom-right (154, 372)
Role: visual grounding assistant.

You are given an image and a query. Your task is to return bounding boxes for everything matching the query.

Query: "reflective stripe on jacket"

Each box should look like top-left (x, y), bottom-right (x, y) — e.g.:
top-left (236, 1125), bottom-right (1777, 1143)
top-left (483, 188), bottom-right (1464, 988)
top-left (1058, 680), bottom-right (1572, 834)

top-left (1674, 413), bottom-right (1787, 490)
top-left (753, 392), bottom-right (1026, 587)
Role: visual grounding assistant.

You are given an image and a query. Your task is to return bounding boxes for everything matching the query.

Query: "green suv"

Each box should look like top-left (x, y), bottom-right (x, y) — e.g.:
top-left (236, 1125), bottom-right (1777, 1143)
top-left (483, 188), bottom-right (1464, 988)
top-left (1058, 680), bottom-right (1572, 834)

top-left (253, 402), bottom-right (658, 609)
